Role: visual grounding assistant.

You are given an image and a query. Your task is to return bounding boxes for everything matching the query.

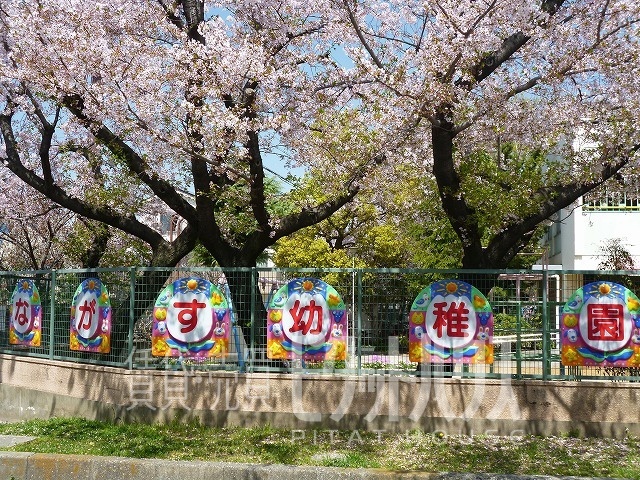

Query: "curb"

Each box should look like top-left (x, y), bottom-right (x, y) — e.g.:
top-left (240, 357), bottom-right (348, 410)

top-left (0, 452), bottom-right (625, 480)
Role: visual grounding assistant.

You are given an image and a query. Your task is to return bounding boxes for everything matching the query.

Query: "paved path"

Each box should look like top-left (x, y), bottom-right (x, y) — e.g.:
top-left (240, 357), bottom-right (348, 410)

top-left (0, 450), bottom-right (625, 480)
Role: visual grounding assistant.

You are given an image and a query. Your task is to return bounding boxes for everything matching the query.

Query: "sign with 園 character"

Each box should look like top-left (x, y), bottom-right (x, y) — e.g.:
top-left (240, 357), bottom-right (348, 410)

top-left (561, 281), bottom-right (640, 367)
top-left (408, 279), bottom-right (494, 364)
top-left (70, 278), bottom-right (112, 354)
top-left (152, 277), bottom-right (231, 358)
top-left (266, 277), bottom-right (347, 361)
top-left (9, 279), bottom-right (42, 348)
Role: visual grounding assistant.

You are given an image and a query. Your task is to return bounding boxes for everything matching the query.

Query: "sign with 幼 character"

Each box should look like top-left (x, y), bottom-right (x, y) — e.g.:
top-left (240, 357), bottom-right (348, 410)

top-left (266, 277), bottom-right (347, 361)
top-left (70, 278), bottom-right (112, 354)
top-left (9, 279), bottom-right (42, 347)
top-left (408, 280), bottom-right (494, 364)
top-left (561, 281), bottom-right (640, 367)
top-left (152, 277), bottom-right (231, 358)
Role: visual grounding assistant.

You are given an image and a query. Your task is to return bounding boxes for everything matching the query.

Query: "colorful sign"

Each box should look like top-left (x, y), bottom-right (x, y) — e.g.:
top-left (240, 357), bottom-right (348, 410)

top-left (408, 279), bottom-right (493, 364)
top-left (9, 279), bottom-right (42, 347)
top-left (561, 281), bottom-right (640, 367)
top-left (266, 277), bottom-right (347, 361)
top-left (70, 278), bottom-right (112, 353)
top-left (152, 277), bottom-right (231, 358)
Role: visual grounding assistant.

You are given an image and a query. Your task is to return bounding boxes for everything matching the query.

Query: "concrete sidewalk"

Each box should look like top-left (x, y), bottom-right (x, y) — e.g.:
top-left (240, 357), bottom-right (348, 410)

top-left (0, 451), bottom-right (625, 480)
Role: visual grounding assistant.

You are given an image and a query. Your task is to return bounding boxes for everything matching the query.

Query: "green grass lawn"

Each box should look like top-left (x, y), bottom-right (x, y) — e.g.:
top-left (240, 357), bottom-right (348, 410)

top-left (0, 418), bottom-right (639, 478)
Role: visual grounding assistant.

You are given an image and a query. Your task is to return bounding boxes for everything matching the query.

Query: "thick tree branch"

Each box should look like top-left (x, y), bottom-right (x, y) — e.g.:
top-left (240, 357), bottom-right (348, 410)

top-left (272, 184), bottom-right (361, 241)
top-left (0, 112), bottom-right (168, 249)
top-left (246, 130), bottom-right (270, 230)
top-left (157, 0), bottom-right (185, 30)
top-left (62, 94), bottom-right (198, 224)
top-left (456, 0), bottom-right (567, 89)
top-left (431, 113), bottom-right (485, 265)
top-left (485, 143), bottom-right (640, 267)
top-left (237, 151), bottom-right (386, 262)
top-left (181, 0), bottom-right (205, 42)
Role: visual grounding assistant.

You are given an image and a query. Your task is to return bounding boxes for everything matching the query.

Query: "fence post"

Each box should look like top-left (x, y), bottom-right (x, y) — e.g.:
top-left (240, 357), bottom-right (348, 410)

top-left (48, 269), bottom-right (56, 360)
top-left (516, 300), bottom-right (522, 380)
top-left (127, 267), bottom-right (136, 367)
top-left (542, 270), bottom-right (550, 380)
top-left (356, 268), bottom-right (362, 376)
top-left (249, 268), bottom-right (256, 373)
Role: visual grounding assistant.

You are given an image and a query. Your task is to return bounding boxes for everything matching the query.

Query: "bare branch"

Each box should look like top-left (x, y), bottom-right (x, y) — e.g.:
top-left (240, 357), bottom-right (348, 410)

top-left (342, 0), bottom-right (384, 69)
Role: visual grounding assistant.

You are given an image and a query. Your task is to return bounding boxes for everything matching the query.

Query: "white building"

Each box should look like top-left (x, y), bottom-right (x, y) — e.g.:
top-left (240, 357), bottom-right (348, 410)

top-left (543, 189), bottom-right (640, 269)
top-left (538, 126), bottom-right (640, 270)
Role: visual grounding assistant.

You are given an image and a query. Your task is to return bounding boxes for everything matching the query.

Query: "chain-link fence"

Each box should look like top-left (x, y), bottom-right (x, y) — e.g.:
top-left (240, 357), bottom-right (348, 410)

top-left (0, 267), bottom-right (638, 381)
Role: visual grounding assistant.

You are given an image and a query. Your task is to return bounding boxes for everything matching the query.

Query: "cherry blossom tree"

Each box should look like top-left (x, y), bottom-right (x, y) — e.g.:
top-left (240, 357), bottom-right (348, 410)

top-left (0, 176), bottom-right (72, 270)
top-left (0, 0), bottom-right (389, 340)
top-left (327, 0), bottom-right (640, 268)
top-left (0, 172), bottom-right (156, 269)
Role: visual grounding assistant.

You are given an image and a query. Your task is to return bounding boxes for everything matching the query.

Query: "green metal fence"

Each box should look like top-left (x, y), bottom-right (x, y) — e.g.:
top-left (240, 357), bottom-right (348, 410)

top-left (0, 267), bottom-right (638, 381)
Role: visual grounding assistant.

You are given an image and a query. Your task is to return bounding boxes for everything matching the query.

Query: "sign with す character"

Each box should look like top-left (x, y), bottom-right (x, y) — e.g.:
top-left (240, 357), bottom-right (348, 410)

top-left (409, 280), bottom-right (493, 364)
top-left (561, 281), bottom-right (640, 367)
top-left (266, 278), bottom-right (347, 361)
top-left (152, 277), bottom-right (230, 358)
top-left (9, 279), bottom-right (42, 347)
top-left (70, 278), bottom-right (111, 354)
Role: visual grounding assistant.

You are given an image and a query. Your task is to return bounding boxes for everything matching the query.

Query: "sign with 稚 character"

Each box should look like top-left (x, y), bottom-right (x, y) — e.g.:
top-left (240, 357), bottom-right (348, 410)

top-left (409, 279), bottom-right (493, 364)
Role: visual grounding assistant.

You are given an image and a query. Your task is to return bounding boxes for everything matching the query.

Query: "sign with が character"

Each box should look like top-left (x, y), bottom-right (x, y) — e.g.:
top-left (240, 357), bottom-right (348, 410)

top-left (70, 278), bottom-right (112, 354)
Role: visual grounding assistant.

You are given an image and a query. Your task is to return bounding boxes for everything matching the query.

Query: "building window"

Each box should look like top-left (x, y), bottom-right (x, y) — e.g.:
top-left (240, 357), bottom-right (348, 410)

top-left (583, 182), bottom-right (640, 211)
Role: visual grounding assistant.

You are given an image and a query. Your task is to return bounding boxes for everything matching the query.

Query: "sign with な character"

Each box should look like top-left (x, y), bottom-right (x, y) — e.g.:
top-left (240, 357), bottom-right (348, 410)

top-left (266, 277), bottom-right (347, 361)
top-left (152, 277), bottom-right (231, 358)
top-left (70, 278), bottom-right (112, 354)
top-left (9, 279), bottom-right (42, 348)
top-left (561, 281), bottom-right (640, 367)
top-left (409, 279), bottom-right (494, 364)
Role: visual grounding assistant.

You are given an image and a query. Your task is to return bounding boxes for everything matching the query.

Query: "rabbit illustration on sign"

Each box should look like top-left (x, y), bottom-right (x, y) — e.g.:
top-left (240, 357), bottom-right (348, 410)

top-left (477, 327), bottom-right (490, 341)
top-left (214, 321), bottom-right (226, 337)
top-left (331, 324), bottom-right (344, 338)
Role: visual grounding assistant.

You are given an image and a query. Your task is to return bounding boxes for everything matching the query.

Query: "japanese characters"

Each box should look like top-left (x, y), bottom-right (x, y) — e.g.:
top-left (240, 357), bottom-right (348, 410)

top-left (9, 279), bottom-right (42, 348)
top-left (152, 277), bottom-right (231, 359)
top-left (561, 281), bottom-right (640, 366)
top-left (267, 278), bottom-right (347, 361)
top-left (70, 278), bottom-right (112, 354)
top-left (409, 280), bottom-right (494, 364)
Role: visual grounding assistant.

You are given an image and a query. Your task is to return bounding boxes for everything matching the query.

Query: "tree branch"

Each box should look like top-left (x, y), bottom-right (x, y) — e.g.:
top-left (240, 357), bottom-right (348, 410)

top-left (456, 0), bottom-right (567, 89)
top-left (157, 0), bottom-right (185, 30)
top-left (343, 0), bottom-right (384, 69)
top-left (62, 94), bottom-right (198, 224)
top-left (486, 143), bottom-right (640, 266)
top-left (0, 112), bottom-right (168, 249)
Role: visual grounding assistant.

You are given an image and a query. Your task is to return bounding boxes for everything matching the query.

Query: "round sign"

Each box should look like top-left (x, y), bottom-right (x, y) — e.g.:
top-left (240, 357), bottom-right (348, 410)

top-left (280, 292), bottom-right (332, 346)
top-left (266, 277), bottom-right (347, 360)
top-left (165, 291), bottom-right (214, 344)
top-left (11, 291), bottom-right (34, 335)
top-left (424, 293), bottom-right (478, 350)
top-left (578, 296), bottom-right (632, 352)
top-left (73, 290), bottom-right (100, 340)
